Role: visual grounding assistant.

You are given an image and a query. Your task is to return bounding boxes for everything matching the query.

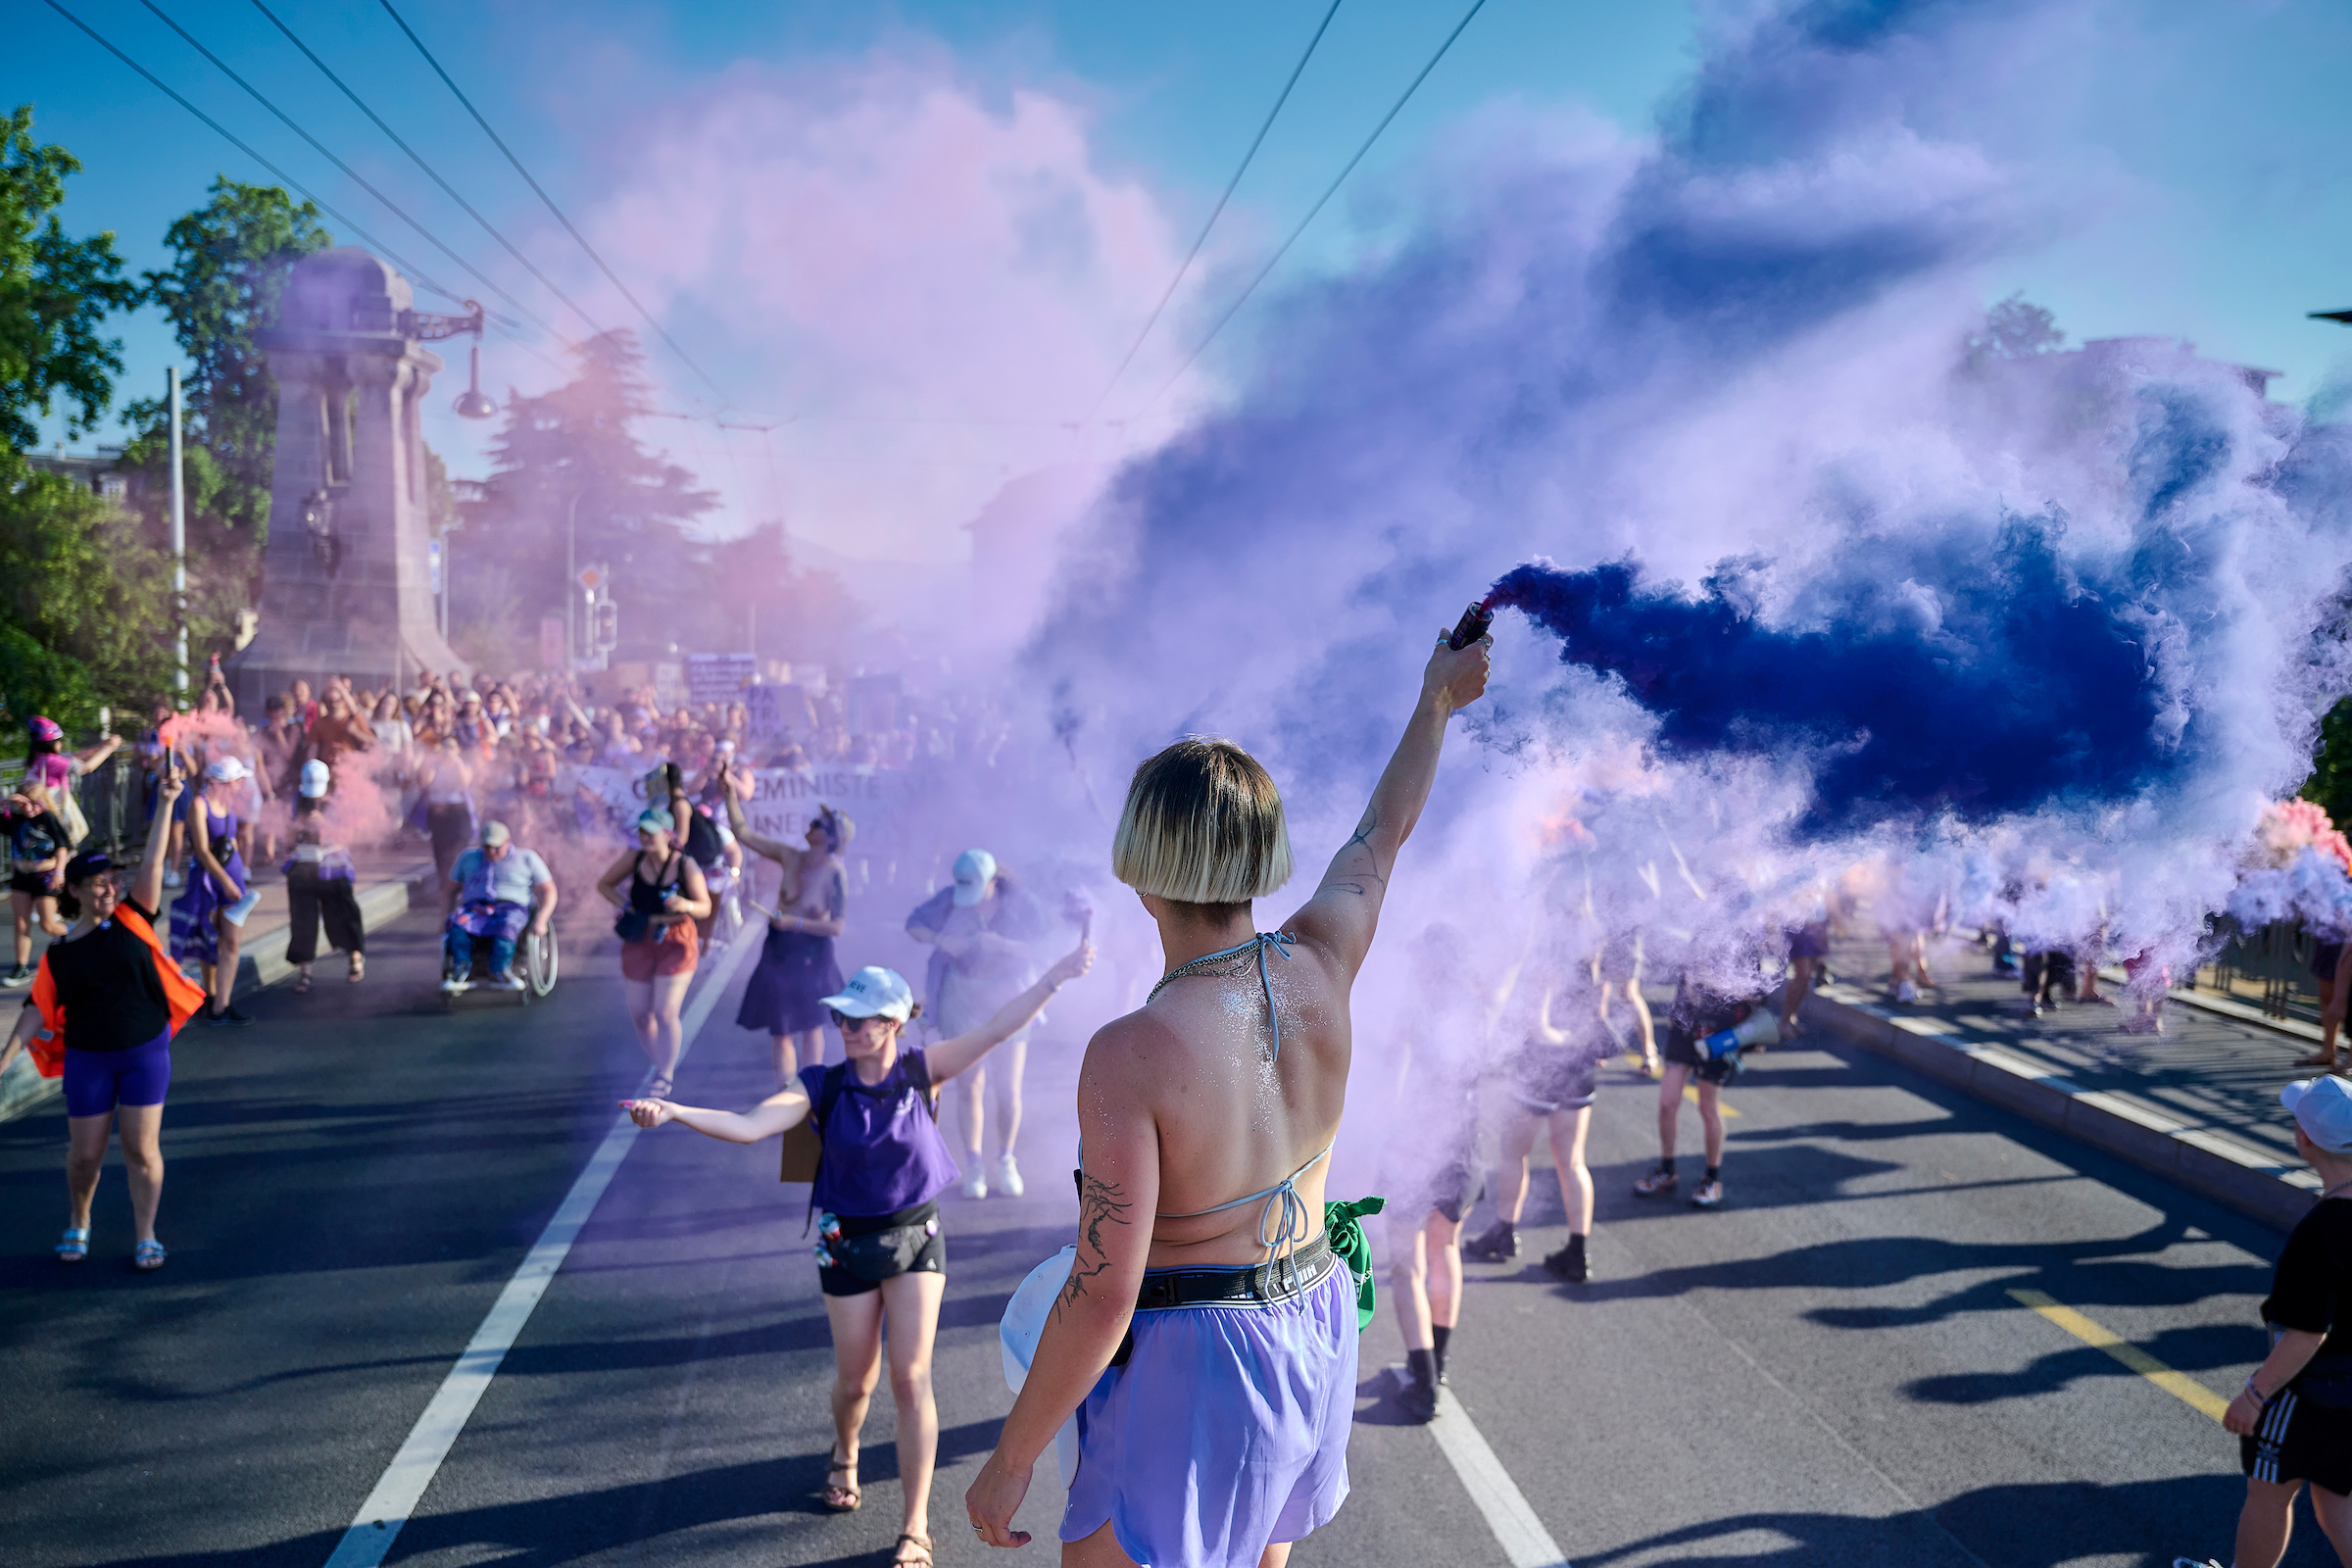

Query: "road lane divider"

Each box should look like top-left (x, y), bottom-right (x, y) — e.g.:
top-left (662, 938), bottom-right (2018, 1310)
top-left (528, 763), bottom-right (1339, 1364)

top-left (2005, 1288), bottom-right (2228, 1422)
top-left (321, 934), bottom-right (758, 1568)
top-left (1387, 1370), bottom-right (1570, 1567)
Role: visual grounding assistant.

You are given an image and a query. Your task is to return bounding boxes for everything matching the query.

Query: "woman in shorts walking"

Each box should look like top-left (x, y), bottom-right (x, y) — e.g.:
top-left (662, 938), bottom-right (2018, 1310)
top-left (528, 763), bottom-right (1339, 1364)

top-left (626, 943), bottom-right (1094, 1567)
top-left (0, 761), bottom-right (204, 1268)
top-left (597, 808), bottom-right (710, 1099)
top-left (966, 627), bottom-right (1490, 1566)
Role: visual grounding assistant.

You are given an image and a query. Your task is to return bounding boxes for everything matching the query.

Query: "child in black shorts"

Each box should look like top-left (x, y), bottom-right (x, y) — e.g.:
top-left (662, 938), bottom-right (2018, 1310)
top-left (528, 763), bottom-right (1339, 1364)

top-left (2180, 1076), bottom-right (2352, 1568)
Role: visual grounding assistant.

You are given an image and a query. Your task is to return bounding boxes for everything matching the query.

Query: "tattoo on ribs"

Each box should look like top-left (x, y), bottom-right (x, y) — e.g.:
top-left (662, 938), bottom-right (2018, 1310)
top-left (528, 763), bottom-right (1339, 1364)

top-left (1055, 1174), bottom-right (1134, 1316)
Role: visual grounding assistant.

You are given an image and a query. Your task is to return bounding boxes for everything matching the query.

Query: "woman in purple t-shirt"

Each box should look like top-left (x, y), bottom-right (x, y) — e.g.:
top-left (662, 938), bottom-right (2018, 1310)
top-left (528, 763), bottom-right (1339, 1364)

top-left (625, 940), bottom-right (1092, 1568)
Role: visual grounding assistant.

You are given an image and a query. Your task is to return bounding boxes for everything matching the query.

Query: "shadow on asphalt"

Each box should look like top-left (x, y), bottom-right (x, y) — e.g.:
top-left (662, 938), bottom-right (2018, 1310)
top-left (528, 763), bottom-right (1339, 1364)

top-left (1568, 1474), bottom-right (2340, 1568)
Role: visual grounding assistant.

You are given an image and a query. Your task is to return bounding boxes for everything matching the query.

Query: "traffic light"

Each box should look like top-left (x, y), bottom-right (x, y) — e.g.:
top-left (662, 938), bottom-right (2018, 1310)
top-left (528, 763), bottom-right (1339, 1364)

top-left (594, 596), bottom-right (619, 654)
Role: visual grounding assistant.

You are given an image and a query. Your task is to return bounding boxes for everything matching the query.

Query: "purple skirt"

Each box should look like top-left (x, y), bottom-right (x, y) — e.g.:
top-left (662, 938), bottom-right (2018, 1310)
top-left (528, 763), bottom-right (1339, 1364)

top-left (1061, 1250), bottom-right (1356, 1567)
top-left (736, 928), bottom-right (842, 1036)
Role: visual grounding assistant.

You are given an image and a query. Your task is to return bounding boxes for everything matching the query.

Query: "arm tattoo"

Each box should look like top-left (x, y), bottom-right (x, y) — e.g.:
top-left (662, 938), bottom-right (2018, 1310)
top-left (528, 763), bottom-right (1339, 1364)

top-left (1317, 808), bottom-right (1387, 898)
top-left (1056, 1174), bottom-right (1134, 1316)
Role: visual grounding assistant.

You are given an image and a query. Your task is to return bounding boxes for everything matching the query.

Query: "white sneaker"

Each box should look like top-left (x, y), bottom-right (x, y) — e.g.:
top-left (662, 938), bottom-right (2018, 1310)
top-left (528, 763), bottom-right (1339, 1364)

top-left (162, 869), bottom-right (183, 889)
top-left (1894, 980), bottom-right (1919, 1004)
top-left (996, 1154), bottom-right (1025, 1198)
top-left (961, 1171), bottom-right (988, 1200)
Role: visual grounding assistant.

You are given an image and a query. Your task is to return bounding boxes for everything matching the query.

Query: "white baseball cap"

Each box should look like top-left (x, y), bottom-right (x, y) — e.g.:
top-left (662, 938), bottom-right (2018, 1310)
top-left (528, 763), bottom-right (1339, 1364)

top-left (820, 965), bottom-right (915, 1022)
top-left (952, 848), bottom-right (998, 906)
top-left (2282, 1076), bottom-right (2352, 1155)
top-left (299, 760), bottom-right (331, 799)
top-left (205, 757), bottom-right (250, 784)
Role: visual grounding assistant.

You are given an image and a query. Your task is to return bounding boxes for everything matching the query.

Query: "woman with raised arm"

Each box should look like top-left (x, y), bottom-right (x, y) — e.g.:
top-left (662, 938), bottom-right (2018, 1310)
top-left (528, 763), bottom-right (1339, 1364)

top-left (594, 808), bottom-right (712, 1099)
top-left (723, 765), bottom-right (853, 1084)
top-left (1, 758), bottom-right (205, 1269)
top-left (625, 940), bottom-right (1095, 1568)
top-left (965, 629), bottom-right (1490, 1566)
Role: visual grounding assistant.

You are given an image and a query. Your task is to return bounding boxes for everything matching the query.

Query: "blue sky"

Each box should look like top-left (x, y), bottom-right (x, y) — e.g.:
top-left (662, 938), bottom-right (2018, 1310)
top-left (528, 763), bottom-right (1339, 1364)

top-left (10, 0), bottom-right (2352, 555)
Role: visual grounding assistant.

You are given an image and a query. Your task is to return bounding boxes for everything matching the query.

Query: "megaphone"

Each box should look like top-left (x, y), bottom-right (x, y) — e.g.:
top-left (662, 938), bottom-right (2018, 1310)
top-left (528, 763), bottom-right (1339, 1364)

top-left (1693, 1010), bottom-right (1782, 1061)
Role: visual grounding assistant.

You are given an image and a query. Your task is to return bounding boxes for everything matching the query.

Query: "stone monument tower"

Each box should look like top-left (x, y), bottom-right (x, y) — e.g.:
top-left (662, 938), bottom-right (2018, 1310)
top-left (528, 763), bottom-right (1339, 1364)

top-left (229, 248), bottom-right (469, 710)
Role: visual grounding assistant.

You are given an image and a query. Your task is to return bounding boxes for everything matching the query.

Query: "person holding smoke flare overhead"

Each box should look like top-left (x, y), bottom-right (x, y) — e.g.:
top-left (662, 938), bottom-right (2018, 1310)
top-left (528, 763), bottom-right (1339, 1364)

top-left (172, 758), bottom-right (261, 1027)
top-left (965, 626), bottom-right (1492, 1566)
top-left (0, 759), bottom-right (205, 1270)
top-left (623, 944), bottom-right (1095, 1568)
top-left (724, 766), bottom-right (853, 1084)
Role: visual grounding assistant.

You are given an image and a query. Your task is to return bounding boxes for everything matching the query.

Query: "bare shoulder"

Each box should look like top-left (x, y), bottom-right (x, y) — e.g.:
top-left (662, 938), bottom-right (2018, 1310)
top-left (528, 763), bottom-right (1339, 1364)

top-left (1077, 1008), bottom-right (1179, 1103)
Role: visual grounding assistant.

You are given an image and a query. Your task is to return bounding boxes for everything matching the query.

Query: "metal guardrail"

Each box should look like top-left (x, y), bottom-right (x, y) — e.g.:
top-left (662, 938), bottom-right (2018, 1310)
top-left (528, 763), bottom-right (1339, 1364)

top-left (2192, 918), bottom-right (2322, 1023)
top-left (1, 752), bottom-right (143, 859)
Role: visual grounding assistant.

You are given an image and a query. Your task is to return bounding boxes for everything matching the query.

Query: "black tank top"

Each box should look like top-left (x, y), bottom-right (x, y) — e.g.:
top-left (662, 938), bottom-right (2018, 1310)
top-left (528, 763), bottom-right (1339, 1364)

top-left (630, 852), bottom-right (682, 915)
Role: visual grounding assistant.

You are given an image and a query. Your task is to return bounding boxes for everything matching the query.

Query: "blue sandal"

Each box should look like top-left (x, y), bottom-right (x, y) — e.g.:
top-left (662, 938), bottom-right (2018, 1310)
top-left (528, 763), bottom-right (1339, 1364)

top-left (56, 1228), bottom-right (89, 1262)
top-left (133, 1240), bottom-right (167, 1271)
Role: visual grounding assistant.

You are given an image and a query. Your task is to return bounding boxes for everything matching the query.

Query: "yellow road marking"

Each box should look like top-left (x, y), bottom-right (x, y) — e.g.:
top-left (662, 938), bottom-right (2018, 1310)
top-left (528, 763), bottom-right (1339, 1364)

top-left (2006, 1288), bottom-right (2228, 1422)
top-left (1684, 1084), bottom-right (1741, 1116)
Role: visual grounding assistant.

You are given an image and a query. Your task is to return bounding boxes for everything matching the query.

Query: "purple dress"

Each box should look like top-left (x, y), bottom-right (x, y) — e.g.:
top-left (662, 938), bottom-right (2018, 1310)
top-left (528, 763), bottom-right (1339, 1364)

top-left (1060, 1250), bottom-right (1357, 1566)
top-left (170, 802), bottom-right (247, 966)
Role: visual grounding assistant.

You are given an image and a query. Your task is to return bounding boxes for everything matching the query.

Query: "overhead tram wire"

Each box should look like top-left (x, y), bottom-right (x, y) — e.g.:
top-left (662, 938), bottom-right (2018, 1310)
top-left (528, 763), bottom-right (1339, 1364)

top-left (1083, 0), bottom-right (1346, 421)
top-left (132, 0), bottom-right (573, 351)
top-left (376, 0), bottom-right (735, 409)
top-left (41, 0), bottom-right (560, 383)
top-left (1129, 0), bottom-right (1491, 419)
top-left (247, 0), bottom-right (612, 341)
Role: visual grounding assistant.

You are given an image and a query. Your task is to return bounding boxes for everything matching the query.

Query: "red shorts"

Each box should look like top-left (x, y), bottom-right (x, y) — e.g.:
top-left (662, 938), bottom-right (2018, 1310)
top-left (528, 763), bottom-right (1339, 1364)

top-left (620, 919), bottom-right (699, 982)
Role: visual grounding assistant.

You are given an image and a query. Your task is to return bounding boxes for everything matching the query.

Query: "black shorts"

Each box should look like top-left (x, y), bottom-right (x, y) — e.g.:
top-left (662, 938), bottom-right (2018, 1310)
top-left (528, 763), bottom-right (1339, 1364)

top-left (2313, 942), bottom-right (2344, 985)
top-left (1425, 1159), bottom-right (1483, 1225)
top-left (8, 871), bottom-right (54, 898)
top-left (1660, 1026), bottom-right (1738, 1086)
top-left (816, 1201), bottom-right (947, 1298)
top-left (1512, 1048), bottom-right (1598, 1113)
top-left (2242, 1387), bottom-right (2352, 1494)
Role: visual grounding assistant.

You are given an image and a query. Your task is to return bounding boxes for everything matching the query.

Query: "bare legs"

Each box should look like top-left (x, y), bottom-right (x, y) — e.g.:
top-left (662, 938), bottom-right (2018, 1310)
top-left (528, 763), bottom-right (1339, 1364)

top-left (1656, 1063), bottom-right (1724, 1168)
top-left (66, 1103), bottom-right (164, 1248)
top-left (1065, 1518), bottom-right (1297, 1566)
top-left (951, 1038), bottom-right (1027, 1167)
top-left (13, 887), bottom-right (64, 967)
top-left (774, 1026), bottom-right (826, 1087)
top-left (1602, 972), bottom-right (1657, 1075)
top-left (823, 1270), bottom-right (945, 1553)
top-left (209, 910), bottom-right (241, 1015)
top-left (2231, 1477), bottom-right (2352, 1568)
top-left (1782, 954), bottom-right (1817, 1032)
top-left (625, 971), bottom-right (692, 1088)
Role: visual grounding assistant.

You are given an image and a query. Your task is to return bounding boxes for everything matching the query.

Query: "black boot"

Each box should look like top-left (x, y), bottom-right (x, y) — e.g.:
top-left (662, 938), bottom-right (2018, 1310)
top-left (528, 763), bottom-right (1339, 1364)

top-left (1461, 1221), bottom-right (1517, 1262)
top-left (1542, 1233), bottom-right (1590, 1284)
top-left (1398, 1349), bottom-right (1439, 1423)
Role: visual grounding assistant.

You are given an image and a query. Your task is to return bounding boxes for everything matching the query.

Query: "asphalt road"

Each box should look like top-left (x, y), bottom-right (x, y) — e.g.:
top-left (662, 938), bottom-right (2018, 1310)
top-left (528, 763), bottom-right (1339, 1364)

top-left (1, 908), bottom-right (2336, 1568)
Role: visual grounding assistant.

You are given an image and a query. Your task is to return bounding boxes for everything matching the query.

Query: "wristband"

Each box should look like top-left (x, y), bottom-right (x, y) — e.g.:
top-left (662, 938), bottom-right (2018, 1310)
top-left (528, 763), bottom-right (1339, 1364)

top-left (2244, 1376), bottom-right (2270, 1403)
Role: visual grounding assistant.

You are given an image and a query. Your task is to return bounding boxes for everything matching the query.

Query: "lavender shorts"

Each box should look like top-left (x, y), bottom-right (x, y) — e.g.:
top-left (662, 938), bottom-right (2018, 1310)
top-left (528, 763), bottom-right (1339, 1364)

top-left (1061, 1250), bottom-right (1357, 1567)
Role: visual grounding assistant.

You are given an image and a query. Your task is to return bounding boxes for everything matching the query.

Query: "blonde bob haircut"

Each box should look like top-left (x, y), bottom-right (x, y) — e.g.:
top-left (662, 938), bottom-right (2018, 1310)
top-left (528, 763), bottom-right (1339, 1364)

top-left (1113, 737), bottom-right (1294, 907)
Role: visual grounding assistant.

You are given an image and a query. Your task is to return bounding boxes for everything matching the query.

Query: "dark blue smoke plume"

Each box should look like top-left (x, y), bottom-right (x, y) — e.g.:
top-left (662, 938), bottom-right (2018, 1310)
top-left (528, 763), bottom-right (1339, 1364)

top-left (1487, 520), bottom-right (2169, 838)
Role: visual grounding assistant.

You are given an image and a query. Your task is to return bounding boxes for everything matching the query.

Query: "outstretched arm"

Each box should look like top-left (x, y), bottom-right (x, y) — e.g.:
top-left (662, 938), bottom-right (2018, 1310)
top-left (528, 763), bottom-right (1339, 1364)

top-left (625, 1086), bottom-right (809, 1142)
top-left (967, 1022), bottom-right (1157, 1547)
top-left (926, 942), bottom-right (1095, 1083)
top-left (721, 779), bottom-right (801, 869)
top-left (1287, 630), bottom-right (1490, 976)
top-left (130, 766), bottom-right (183, 912)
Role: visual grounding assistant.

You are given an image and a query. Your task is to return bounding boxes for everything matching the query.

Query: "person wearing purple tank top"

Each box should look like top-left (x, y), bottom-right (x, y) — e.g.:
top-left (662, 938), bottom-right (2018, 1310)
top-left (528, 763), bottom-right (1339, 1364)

top-left (965, 627), bottom-right (1491, 1567)
top-left (626, 938), bottom-right (1094, 1568)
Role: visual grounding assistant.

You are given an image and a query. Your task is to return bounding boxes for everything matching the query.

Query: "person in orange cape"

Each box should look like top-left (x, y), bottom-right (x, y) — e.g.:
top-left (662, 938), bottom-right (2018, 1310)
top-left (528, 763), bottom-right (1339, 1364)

top-left (0, 758), bottom-right (204, 1270)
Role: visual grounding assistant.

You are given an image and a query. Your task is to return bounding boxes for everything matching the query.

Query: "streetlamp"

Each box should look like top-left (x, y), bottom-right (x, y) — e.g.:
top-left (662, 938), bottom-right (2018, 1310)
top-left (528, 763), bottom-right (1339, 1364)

top-left (2313, 310), bottom-right (2352, 324)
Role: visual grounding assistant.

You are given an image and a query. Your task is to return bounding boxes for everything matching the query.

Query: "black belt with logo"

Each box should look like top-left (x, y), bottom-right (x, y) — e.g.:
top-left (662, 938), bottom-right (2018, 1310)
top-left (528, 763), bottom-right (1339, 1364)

top-left (1133, 1233), bottom-right (1335, 1312)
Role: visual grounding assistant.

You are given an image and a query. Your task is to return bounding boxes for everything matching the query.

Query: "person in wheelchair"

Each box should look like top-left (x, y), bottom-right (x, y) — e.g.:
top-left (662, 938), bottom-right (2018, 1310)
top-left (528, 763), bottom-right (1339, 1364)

top-left (443, 819), bottom-right (557, 992)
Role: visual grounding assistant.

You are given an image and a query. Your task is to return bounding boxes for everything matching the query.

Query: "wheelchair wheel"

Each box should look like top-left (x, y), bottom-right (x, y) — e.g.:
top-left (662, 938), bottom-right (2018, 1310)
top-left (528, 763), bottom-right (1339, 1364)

top-left (525, 925), bottom-right (560, 999)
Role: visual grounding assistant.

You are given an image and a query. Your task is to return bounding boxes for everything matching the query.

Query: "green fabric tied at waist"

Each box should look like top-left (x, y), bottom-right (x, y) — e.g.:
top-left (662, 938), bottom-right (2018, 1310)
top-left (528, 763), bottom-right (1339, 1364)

top-left (1324, 1195), bottom-right (1386, 1333)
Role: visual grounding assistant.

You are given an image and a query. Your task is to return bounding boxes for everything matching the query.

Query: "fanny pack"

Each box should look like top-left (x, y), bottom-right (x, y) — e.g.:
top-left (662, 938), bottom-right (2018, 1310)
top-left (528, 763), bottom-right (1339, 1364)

top-left (612, 908), bottom-right (653, 943)
top-left (815, 1208), bottom-right (940, 1282)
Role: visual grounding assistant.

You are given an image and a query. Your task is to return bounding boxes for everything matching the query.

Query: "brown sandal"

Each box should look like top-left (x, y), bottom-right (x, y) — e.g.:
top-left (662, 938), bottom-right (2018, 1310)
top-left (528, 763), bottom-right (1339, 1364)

top-left (821, 1447), bottom-right (859, 1512)
top-left (2294, 1052), bottom-right (2339, 1069)
top-left (891, 1533), bottom-right (933, 1566)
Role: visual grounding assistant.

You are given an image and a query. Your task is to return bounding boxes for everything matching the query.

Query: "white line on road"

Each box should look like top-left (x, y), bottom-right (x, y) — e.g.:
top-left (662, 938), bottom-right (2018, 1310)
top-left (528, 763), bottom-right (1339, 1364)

top-left (1421, 1378), bottom-right (1572, 1568)
top-left (322, 934), bottom-right (758, 1568)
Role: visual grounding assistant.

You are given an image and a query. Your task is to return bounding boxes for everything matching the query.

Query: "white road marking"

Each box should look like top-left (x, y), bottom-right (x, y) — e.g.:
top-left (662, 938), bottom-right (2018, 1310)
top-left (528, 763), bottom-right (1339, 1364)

top-left (1423, 1379), bottom-right (1573, 1568)
top-left (321, 935), bottom-right (757, 1568)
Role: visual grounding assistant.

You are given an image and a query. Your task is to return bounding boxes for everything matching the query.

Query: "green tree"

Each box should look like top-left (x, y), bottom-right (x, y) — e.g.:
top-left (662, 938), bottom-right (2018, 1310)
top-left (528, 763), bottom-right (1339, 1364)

top-left (0, 104), bottom-right (136, 451)
top-left (123, 177), bottom-right (331, 539)
top-left (0, 453), bottom-right (175, 732)
top-left (1967, 293), bottom-right (2066, 365)
top-left (2303, 697), bottom-right (2352, 831)
top-left (468, 330), bottom-right (719, 661)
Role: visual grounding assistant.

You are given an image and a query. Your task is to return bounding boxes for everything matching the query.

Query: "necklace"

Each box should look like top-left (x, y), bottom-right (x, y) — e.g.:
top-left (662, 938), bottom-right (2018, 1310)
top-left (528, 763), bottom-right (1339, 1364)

top-left (1148, 931), bottom-right (1298, 1056)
